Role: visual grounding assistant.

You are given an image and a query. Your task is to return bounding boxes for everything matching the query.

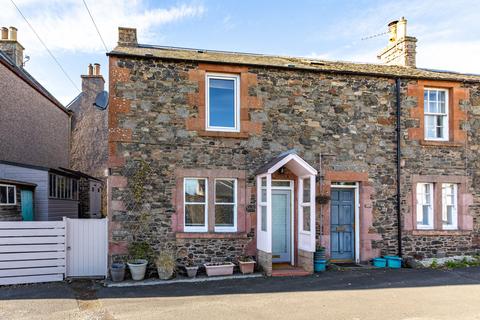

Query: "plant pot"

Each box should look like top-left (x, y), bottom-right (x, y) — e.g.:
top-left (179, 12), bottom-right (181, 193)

top-left (204, 262), bottom-right (235, 277)
top-left (238, 261), bottom-right (255, 274)
top-left (127, 259), bottom-right (148, 281)
top-left (185, 266), bottom-right (198, 278)
top-left (110, 262), bottom-right (126, 282)
top-left (157, 267), bottom-right (174, 280)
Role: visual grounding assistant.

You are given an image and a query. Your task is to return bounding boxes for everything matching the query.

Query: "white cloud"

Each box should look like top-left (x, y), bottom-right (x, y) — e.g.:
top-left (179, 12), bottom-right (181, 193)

top-left (2, 0), bottom-right (205, 55)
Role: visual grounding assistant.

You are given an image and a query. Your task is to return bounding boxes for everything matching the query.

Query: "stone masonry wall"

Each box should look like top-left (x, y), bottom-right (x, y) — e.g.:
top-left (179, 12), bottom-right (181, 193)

top-left (108, 54), bottom-right (480, 264)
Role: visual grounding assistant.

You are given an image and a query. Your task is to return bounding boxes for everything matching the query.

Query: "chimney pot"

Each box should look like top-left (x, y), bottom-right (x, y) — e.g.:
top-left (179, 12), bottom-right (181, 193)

top-left (88, 63), bottom-right (93, 76)
top-left (8, 26), bottom-right (17, 41)
top-left (93, 63), bottom-right (100, 76)
top-left (1, 27), bottom-right (8, 40)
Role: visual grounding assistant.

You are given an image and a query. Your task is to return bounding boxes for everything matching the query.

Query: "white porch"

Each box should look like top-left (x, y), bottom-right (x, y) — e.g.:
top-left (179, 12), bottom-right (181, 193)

top-left (255, 150), bottom-right (317, 275)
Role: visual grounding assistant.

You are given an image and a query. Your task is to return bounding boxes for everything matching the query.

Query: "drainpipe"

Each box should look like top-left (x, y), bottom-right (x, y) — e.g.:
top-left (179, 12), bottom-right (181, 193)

top-left (395, 78), bottom-right (403, 257)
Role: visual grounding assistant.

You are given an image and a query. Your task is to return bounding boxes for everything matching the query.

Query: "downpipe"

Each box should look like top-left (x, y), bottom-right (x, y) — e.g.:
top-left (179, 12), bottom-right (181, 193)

top-left (395, 78), bottom-right (403, 258)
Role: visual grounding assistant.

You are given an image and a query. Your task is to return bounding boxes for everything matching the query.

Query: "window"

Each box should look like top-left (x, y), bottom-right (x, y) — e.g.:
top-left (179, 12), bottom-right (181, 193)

top-left (0, 185), bottom-right (16, 205)
top-left (442, 183), bottom-right (458, 230)
top-left (214, 179), bottom-right (237, 232)
top-left (416, 183), bottom-right (434, 229)
top-left (206, 74), bottom-right (240, 132)
top-left (49, 173), bottom-right (78, 200)
top-left (260, 177), bottom-right (267, 232)
top-left (424, 88), bottom-right (448, 141)
top-left (301, 178), bottom-right (311, 232)
top-left (184, 178), bottom-right (208, 232)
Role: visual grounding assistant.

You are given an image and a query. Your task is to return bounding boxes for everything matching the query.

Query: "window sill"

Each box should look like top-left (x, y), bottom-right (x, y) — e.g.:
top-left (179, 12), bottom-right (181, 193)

top-left (410, 230), bottom-right (472, 236)
top-left (197, 130), bottom-right (249, 139)
top-left (419, 140), bottom-right (464, 147)
top-left (176, 232), bottom-right (248, 239)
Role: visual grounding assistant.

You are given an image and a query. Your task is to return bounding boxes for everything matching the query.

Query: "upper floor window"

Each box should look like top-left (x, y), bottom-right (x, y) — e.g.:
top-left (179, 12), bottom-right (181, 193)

top-left (424, 88), bottom-right (448, 141)
top-left (49, 173), bottom-right (78, 200)
top-left (206, 73), bottom-right (240, 132)
top-left (416, 183), bottom-right (434, 229)
top-left (0, 184), bottom-right (16, 205)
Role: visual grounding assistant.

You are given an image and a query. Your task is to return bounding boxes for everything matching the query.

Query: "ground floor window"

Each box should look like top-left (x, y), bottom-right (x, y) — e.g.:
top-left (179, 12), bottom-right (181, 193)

top-left (415, 182), bottom-right (458, 230)
top-left (442, 183), bottom-right (458, 230)
top-left (0, 184), bottom-right (16, 205)
top-left (184, 178), bottom-right (208, 232)
top-left (214, 179), bottom-right (237, 232)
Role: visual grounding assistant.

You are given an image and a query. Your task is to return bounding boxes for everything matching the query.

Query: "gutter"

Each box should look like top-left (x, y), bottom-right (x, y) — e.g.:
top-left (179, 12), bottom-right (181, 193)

top-left (395, 78), bottom-right (403, 258)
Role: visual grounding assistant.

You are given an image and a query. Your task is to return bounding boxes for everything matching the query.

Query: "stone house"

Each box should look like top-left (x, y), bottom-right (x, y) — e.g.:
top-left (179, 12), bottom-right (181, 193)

top-left (107, 18), bottom-right (480, 275)
top-left (68, 63), bottom-right (108, 218)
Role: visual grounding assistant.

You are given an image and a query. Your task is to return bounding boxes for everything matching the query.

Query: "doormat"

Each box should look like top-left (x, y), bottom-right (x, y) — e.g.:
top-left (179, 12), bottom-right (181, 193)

top-left (331, 262), bottom-right (364, 268)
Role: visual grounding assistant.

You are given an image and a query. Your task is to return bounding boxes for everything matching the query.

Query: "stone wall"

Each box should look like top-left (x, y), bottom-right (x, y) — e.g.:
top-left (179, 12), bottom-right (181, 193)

top-left (257, 250), bottom-right (272, 276)
top-left (298, 249), bottom-right (314, 273)
top-left (108, 54), bottom-right (480, 265)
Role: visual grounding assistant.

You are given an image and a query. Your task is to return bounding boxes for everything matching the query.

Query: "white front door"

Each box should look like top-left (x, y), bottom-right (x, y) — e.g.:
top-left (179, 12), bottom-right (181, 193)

top-left (272, 189), bottom-right (291, 263)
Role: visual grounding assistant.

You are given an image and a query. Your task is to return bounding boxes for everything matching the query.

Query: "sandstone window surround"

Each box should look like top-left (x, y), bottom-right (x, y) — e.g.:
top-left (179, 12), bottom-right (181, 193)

top-left (186, 63), bottom-right (262, 139)
top-left (0, 184), bottom-right (16, 205)
top-left (174, 169), bottom-right (247, 238)
top-left (407, 80), bottom-right (469, 147)
top-left (407, 175), bottom-right (472, 235)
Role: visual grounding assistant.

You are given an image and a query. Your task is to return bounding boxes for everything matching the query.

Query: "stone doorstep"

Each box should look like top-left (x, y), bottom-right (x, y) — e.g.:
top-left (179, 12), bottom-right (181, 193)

top-left (105, 272), bottom-right (264, 288)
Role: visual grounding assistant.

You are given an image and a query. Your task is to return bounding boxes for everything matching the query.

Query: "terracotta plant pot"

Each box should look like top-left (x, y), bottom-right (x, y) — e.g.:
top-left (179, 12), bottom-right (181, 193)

top-left (204, 262), bottom-right (235, 277)
top-left (185, 266), bottom-right (198, 278)
top-left (127, 259), bottom-right (148, 281)
top-left (239, 261), bottom-right (255, 274)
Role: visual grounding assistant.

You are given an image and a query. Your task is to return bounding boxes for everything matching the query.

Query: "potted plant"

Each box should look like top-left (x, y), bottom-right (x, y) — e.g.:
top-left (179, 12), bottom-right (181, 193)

top-left (110, 262), bottom-right (126, 282)
top-left (204, 262), bottom-right (235, 277)
top-left (127, 241), bottom-right (152, 281)
top-left (184, 259), bottom-right (199, 278)
top-left (238, 256), bottom-right (255, 274)
top-left (155, 251), bottom-right (176, 280)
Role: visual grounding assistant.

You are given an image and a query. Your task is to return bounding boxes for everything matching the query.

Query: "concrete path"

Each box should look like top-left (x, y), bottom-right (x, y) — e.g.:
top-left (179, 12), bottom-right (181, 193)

top-left (1, 267), bottom-right (480, 320)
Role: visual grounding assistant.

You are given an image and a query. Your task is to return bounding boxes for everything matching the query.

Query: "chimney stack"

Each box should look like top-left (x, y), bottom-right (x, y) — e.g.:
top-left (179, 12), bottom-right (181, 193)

top-left (81, 63), bottom-right (104, 93)
top-left (0, 26), bottom-right (24, 67)
top-left (118, 27), bottom-right (137, 47)
top-left (377, 17), bottom-right (417, 68)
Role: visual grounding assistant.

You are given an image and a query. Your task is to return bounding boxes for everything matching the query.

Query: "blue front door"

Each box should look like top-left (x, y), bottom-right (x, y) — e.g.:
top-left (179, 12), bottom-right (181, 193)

top-left (21, 189), bottom-right (34, 221)
top-left (272, 190), bottom-right (291, 263)
top-left (330, 189), bottom-right (355, 261)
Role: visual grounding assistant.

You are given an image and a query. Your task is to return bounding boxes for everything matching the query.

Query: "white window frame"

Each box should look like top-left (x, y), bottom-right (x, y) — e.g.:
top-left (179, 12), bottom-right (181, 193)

top-left (214, 178), bottom-right (237, 232)
top-left (183, 178), bottom-right (208, 232)
top-left (416, 183), bottom-right (434, 230)
top-left (259, 176), bottom-right (268, 232)
top-left (299, 177), bottom-right (312, 233)
top-left (442, 183), bottom-right (458, 230)
top-left (424, 88), bottom-right (449, 141)
top-left (0, 184), bottom-right (16, 205)
top-left (205, 73), bottom-right (240, 132)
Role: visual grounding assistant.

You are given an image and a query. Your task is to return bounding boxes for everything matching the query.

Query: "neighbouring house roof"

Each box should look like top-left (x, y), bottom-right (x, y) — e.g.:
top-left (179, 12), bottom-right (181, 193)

top-left (0, 50), bottom-right (69, 115)
top-left (108, 44), bottom-right (480, 83)
top-left (59, 167), bottom-right (103, 182)
top-left (0, 178), bottom-right (36, 187)
top-left (0, 160), bottom-right (97, 181)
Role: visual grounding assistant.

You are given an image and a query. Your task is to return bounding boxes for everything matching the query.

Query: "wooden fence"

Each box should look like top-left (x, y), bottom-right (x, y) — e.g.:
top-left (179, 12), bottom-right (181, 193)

top-left (0, 219), bottom-right (66, 285)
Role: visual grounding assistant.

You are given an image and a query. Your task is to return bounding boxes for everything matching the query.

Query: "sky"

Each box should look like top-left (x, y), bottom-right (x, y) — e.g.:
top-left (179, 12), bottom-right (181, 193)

top-left (2, 0), bottom-right (480, 105)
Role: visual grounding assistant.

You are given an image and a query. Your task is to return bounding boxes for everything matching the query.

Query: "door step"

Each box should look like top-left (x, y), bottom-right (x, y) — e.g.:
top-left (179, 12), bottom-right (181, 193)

top-left (271, 264), bottom-right (310, 277)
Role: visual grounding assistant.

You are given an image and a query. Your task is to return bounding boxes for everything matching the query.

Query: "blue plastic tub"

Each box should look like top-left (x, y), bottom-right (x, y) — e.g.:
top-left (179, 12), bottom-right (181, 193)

top-left (372, 258), bottom-right (387, 268)
top-left (314, 259), bottom-right (327, 272)
top-left (384, 256), bottom-right (402, 269)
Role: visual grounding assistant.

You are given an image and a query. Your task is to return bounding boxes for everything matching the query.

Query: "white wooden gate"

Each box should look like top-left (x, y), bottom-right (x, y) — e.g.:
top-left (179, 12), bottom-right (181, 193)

top-left (66, 218), bottom-right (108, 277)
top-left (0, 220), bottom-right (66, 285)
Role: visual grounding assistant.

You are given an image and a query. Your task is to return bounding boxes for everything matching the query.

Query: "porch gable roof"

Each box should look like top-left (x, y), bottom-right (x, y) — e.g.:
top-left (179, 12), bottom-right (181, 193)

top-left (255, 150), bottom-right (317, 177)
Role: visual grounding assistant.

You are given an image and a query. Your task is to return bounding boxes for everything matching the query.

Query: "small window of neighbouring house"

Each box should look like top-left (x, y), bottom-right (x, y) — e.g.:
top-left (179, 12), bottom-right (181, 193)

top-left (206, 74), bottom-right (240, 132)
top-left (0, 185), bottom-right (16, 205)
top-left (49, 173), bottom-right (78, 200)
top-left (442, 183), bottom-right (458, 230)
top-left (424, 88), bottom-right (448, 141)
top-left (416, 183), bottom-right (434, 229)
top-left (214, 179), bottom-right (237, 232)
top-left (184, 178), bottom-right (208, 232)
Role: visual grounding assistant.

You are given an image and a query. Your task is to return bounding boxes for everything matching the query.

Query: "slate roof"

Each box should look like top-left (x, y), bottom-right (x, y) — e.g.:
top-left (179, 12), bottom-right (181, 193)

top-left (255, 149), bottom-right (297, 175)
top-left (0, 50), bottom-right (68, 114)
top-left (109, 44), bottom-right (480, 83)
